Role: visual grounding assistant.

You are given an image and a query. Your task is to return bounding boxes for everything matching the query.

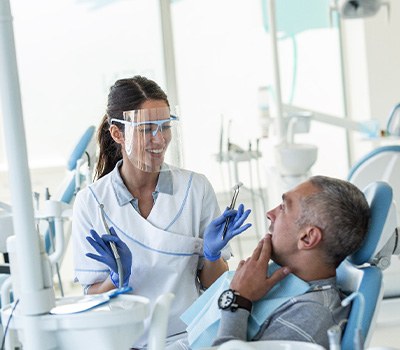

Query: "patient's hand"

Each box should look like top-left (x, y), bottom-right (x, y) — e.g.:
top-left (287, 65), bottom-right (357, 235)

top-left (230, 235), bottom-right (290, 302)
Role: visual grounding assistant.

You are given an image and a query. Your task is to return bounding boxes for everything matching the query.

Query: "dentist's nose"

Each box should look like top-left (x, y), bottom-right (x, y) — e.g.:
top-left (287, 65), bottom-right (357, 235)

top-left (151, 124), bottom-right (161, 137)
top-left (151, 128), bottom-right (166, 144)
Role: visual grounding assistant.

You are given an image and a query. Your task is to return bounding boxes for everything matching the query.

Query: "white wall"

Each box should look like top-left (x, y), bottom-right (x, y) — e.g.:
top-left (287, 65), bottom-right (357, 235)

top-left (0, 0), bottom-right (166, 202)
top-left (343, 0), bottom-right (400, 164)
top-left (172, 0), bottom-right (348, 201)
top-left (1, 1), bottom-right (399, 206)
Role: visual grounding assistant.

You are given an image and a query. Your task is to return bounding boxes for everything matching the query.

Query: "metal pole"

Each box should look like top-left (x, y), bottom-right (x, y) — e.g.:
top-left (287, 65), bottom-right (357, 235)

top-left (266, 0), bottom-right (285, 143)
top-left (159, 0), bottom-right (179, 109)
top-left (336, 14), bottom-right (354, 169)
top-left (159, 0), bottom-right (185, 168)
top-left (0, 0), bottom-right (54, 327)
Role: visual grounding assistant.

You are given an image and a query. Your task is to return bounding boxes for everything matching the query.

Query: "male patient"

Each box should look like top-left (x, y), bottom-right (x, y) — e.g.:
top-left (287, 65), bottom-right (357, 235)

top-left (212, 175), bottom-right (370, 348)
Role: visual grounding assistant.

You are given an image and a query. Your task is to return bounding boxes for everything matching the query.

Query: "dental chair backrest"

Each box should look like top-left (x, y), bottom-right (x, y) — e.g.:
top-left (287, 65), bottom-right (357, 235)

top-left (337, 181), bottom-right (395, 350)
top-left (55, 124), bottom-right (96, 203)
top-left (347, 144), bottom-right (400, 298)
top-left (44, 125), bottom-right (96, 255)
top-left (348, 145), bottom-right (400, 215)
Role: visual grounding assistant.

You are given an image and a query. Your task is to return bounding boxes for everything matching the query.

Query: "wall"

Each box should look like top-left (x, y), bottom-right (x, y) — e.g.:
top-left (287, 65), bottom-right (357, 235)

top-left (343, 0), bottom-right (400, 164)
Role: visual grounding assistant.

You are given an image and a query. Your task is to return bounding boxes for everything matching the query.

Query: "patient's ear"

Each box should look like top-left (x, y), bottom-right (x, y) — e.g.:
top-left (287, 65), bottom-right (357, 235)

top-left (298, 226), bottom-right (322, 250)
top-left (109, 125), bottom-right (124, 144)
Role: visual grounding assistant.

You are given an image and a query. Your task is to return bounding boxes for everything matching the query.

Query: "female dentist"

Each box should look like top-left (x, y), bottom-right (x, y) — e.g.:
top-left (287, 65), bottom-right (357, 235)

top-left (72, 76), bottom-right (251, 349)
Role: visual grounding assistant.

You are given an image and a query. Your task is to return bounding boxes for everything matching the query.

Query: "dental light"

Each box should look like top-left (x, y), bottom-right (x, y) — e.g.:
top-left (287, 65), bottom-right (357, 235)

top-left (334, 0), bottom-right (390, 19)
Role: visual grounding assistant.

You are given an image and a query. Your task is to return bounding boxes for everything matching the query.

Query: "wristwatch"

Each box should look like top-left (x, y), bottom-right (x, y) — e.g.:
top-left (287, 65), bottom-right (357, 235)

top-left (218, 289), bottom-right (252, 312)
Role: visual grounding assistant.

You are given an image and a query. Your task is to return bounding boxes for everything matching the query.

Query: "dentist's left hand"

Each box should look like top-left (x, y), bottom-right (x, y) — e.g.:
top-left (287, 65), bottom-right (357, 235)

top-left (86, 227), bottom-right (132, 287)
top-left (203, 203), bottom-right (251, 261)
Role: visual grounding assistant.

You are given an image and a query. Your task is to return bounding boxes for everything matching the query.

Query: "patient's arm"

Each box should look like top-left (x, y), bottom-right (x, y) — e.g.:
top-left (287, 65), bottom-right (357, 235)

top-left (214, 286), bottom-right (348, 349)
top-left (212, 236), bottom-right (290, 347)
top-left (212, 308), bottom-right (250, 346)
top-left (254, 295), bottom-right (346, 349)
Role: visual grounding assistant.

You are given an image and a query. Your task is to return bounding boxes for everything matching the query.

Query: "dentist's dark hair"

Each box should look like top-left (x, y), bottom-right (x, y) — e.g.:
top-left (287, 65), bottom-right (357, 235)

top-left (94, 76), bottom-right (169, 180)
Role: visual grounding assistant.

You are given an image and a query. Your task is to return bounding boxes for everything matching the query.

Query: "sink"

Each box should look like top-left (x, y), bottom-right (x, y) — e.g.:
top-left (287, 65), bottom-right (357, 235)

top-left (275, 143), bottom-right (318, 176)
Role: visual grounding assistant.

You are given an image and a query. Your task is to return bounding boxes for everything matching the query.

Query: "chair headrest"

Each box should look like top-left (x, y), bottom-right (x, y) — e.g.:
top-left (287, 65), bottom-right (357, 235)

top-left (347, 145), bottom-right (400, 181)
top-left (67, 125), bottom-right (96, 171)
top-left (348, 181), bottom-right (395, 266)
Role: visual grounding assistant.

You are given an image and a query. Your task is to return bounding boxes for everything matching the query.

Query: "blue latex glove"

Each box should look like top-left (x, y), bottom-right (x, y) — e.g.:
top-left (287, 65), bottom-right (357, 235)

top-left (86, 227), bottom-right (132, 288)
top-left (203, 203), bottom-right (251, 261)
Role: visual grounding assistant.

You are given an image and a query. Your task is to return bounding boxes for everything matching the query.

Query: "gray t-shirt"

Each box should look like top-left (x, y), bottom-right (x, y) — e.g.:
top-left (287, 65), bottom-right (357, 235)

top-left (212, 277), bottom-right (349, 349)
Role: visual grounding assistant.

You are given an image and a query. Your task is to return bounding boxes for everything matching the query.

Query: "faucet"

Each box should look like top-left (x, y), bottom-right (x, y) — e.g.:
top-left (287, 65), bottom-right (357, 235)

top-left (286, 116), bottom-right (299, 145)
top-left (285, 112), bottom-right (313, 145)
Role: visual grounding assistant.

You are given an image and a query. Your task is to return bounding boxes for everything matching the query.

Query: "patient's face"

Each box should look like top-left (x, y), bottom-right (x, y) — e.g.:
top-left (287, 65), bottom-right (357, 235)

top-left (267, 181), bottom-right (318, 266)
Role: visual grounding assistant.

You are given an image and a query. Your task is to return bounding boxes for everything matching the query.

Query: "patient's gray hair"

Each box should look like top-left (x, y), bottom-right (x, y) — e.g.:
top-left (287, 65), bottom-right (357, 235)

top-left (296, 175), bottom-right (371, 267)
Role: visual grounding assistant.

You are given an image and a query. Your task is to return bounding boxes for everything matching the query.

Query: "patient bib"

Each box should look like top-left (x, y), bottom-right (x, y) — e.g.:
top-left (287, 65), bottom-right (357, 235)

top-left (180, 263), bottom-right (310, 349)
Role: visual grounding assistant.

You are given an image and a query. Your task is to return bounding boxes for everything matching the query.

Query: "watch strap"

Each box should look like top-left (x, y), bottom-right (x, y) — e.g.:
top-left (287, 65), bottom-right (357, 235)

top-left (233, 292), bottom-right (252, 312)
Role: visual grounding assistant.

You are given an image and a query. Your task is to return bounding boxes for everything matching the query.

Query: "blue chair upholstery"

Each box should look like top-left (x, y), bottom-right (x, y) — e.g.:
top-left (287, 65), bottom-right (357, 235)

top-left (44, 125), bottom-right (96, 253)
top-left (66, 125), bottom-right (96, 172)
top-left (0, 126), bottom-right (96, 330)
top-left (347, 145), bottom-right (400, 298)
top-left (338, 181), bottom-right (394, 349)
top-left (386, 102), bottom-right (400, 136)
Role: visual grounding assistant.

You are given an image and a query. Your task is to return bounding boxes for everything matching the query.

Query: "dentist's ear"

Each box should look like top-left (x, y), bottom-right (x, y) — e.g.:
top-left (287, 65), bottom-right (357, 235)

top-left (298, 226), bottom-right (322, 250)
top-left (109, 124), bottom-right (124, 144)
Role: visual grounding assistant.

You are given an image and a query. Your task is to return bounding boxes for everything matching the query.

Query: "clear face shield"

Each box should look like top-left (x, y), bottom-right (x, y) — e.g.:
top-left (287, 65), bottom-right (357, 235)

top-left (112, 107), bottom-right (182, 172)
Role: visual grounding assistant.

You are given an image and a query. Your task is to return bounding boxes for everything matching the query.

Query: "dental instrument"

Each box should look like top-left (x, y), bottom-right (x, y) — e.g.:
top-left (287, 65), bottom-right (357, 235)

top-left (222, 182), bottom-right (243, 240)
top-left (327, 324), bottom-right (342, 350)
top-left (99, 204), bottom-right (124, 289)
top-left (215, 118), bottom-right (266, 251)
top-left (50, 286), bottom-right (132, 315)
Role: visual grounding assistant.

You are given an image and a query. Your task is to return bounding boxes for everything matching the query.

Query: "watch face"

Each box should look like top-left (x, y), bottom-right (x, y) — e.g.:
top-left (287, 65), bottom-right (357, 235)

top-left (218, 289), bottom-right (235, 309)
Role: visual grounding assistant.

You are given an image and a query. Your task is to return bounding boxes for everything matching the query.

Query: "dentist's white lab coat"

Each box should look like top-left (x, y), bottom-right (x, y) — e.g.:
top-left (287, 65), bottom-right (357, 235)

top-left (72, 164), bottom-right (231, 348)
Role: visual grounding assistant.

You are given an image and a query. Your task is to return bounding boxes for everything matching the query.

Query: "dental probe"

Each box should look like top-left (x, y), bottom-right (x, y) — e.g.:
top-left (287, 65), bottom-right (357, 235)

top-left (222, 182), bottom-right (243, 240)
top-left (99, 204), bottom-right (124, 289)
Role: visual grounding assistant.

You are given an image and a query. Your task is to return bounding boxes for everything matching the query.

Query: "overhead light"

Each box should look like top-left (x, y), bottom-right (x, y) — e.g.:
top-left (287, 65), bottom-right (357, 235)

top-left (331, 0), bottom-right (390, 19)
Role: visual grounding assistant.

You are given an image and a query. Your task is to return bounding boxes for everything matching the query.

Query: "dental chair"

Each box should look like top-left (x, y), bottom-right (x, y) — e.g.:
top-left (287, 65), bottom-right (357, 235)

top-left (347, 145), bottom-right (400, 298)
top-left (208, 181), bottom-right (399, 350)
top-left (39, 125), bottom-right (96, 296)
top-left (42, 125), bottom-right (96, 259)
top-left (0, 125), bottom-right (96, 296)
top-left (347, 145), bottom-right (400, 204)
top-left (337, 181), bottom-right (399, 350)
top-left (0, 125), bottom-right (96, 342)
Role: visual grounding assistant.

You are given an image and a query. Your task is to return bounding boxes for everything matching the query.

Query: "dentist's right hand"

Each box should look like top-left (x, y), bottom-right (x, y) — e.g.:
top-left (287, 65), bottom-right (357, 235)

top-left (203, 203), bottom-right (252, 261)
top-left (86, 227), bottom-right (132, 288)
